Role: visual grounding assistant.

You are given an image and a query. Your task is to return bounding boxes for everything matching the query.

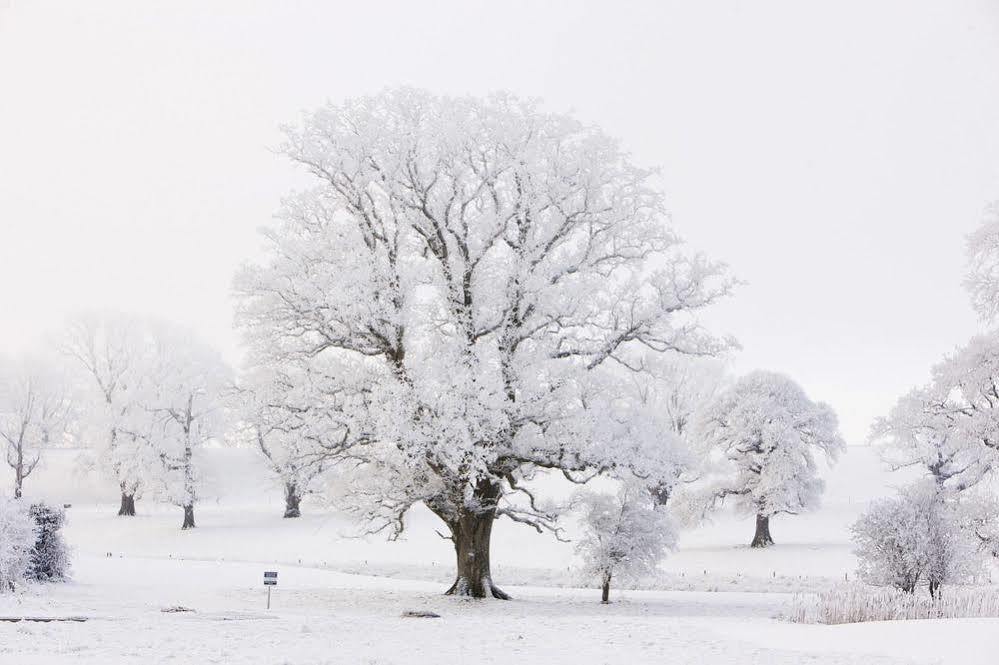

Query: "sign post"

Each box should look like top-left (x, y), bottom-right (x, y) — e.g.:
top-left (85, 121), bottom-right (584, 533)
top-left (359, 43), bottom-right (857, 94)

top-left (263, 571), bottom-right (278, 609)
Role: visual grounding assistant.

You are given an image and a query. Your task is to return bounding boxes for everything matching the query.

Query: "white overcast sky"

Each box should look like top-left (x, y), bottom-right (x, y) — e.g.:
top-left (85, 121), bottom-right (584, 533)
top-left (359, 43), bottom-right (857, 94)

top-left (2, 0), bottom-right (998, 443)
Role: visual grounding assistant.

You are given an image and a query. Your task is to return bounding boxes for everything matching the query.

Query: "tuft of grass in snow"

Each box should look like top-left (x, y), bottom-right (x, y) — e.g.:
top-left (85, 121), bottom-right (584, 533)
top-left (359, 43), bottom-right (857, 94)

top-left (787, 584), bottom-right (999, 624)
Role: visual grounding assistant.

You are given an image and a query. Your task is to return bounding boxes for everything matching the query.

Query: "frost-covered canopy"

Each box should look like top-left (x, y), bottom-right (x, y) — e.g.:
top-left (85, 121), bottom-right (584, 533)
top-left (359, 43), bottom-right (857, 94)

top-left (235, 88), bottom-right (734, 563)
top-left (876, 333), bottom-right (999, 492)
top-left (965, 202), bottom-right (999, 322)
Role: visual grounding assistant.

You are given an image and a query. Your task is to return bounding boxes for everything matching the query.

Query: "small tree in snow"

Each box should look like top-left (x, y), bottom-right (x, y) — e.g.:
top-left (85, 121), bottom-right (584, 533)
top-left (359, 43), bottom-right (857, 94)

top-left (0, 497), bottom-right (37, 591)
top-left (27, 503), bottom-right (70, 582)
top-left (698, 371), bottom-right (845, 547)
top-left (0, 357), bottom-right (75, 499)
top-left (852, 481), bottom-right (983, 598)
top-left (574, 482), bottom-right (676, 603)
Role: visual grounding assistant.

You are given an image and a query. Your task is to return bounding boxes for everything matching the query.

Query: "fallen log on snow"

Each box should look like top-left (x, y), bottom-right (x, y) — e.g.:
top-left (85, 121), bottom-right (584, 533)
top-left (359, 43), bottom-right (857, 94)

top-left (0, 616), bottom-right (88, 623)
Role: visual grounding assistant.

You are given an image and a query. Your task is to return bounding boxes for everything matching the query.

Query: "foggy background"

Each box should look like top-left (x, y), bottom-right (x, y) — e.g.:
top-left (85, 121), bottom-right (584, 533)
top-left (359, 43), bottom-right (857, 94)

top-left (2, 0), bottom-right (998, 443)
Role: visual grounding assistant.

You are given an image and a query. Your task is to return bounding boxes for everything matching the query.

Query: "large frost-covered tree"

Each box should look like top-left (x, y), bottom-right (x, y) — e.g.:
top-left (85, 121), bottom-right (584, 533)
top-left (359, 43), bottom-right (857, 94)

top-left (0, 357), bottom-right (74, 499)
top-left (235, 89), bottom-right (734, 598)
top-left (574, 482), bottom-right (676, 603)
top-left (698, 371), bottom-right (844, 548)
top-left (62, 312), bottom-right (153, 516)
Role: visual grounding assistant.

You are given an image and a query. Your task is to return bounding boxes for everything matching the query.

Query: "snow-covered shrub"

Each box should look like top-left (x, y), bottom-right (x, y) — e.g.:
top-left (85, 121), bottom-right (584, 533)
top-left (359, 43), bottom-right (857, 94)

top-left (852, 481), bottom-right (983, 596)
top-left (27, 503), bottom-right (70, 582)
top-left (574, 483), bottom-right (677, 603)
top-left (0, 498), bottom-right (38, 591)
top-left (789, 584), bottom-right (999, 624)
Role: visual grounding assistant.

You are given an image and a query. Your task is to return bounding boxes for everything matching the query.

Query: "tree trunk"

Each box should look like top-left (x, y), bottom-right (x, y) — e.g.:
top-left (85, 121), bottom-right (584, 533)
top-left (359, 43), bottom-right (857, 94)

top-left (118, 491), bottom-right (136, 516)
top-left (750, 513), bottom-right (774, 548)
top-left (650, 483), bottom-right (670, 506)
top-left (440, 481), bottom-right (509, 599)
top-left (118, 482), bottom-right (135, 517)
top-left (179, 424), bottom-right (196, 530)
top-left (601, 570), bottom-right (612, 603)
top-left (443, 510), bottom-right (509, 599)
top-left (14, 457), bottom-right (24, 499)
top-left (283, 482), bottom-right (301, 518)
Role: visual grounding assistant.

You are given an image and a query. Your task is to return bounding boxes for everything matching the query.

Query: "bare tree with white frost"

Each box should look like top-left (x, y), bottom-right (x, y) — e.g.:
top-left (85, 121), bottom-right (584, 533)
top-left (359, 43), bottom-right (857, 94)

top-left (630, 355), bottom-right (726, 505)
top-left (231, 363), bottom-right (346, 518)
top-left (235, 88), bottom-right (735, 598)
top-left (62, 312), bottom-right (154, 516)
top-left (574, 482), bottom-right (676, 603)
top-left (0, 356), bottom-right (74, 499)
top-left (698, 371), bottom-right (844, 548)
top-left (119, 323), bottom-right (232, 529)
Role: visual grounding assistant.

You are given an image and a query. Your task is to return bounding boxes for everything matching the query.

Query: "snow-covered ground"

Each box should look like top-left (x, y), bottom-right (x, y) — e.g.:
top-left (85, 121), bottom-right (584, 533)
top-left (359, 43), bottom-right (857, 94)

top-left (2, 445), bottom-right (996, 664)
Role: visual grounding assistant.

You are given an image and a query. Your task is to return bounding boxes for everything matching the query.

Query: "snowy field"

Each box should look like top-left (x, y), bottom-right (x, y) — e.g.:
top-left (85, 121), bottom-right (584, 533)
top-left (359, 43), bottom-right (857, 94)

top-left (4, 3), bottom-right (999, 665)
top-left (2, 445), bottom-right (996, 665)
